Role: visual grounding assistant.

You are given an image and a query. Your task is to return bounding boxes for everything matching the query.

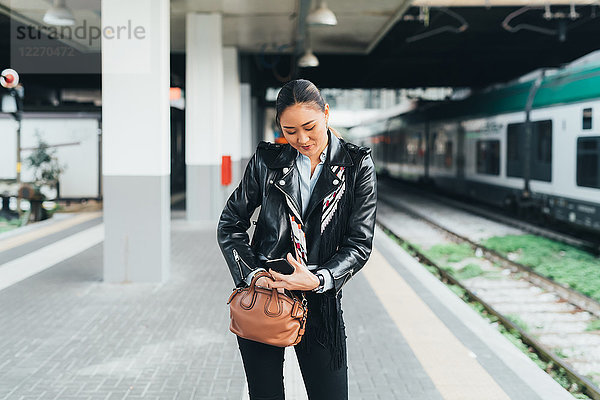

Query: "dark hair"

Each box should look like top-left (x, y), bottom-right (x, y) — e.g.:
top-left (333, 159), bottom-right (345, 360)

top-left (275, 79), bottom-right (342, 137)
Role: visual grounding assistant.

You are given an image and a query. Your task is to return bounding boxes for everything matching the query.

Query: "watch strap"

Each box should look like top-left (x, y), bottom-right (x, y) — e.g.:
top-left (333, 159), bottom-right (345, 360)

top-left (313, 272), bottom-right (325, 292)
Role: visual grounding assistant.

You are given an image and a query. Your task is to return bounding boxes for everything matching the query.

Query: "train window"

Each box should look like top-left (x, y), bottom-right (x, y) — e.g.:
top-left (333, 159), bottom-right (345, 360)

top-left (476, 140), bottom-right (500, 175)
top-left (397, 134), bottom-right (407, 163)
top-left (506, 123), bottom-right (523, 178)
top-left (583, 108), bottom-right (592, 130)
top-left (535, 121), bottom-right (552, 163)
top-left (432, 131), bottom-right (453, 169)
top-left (444, 141), bottom-right (453, 168)
top-left (506, 121), bottom-right (552, 182)
top-left (577, 136), bottom-right (600, 189)
top-left (532, 120), bottom-right (552, 182)
top-left (407, 134), bottom-right (420, 164)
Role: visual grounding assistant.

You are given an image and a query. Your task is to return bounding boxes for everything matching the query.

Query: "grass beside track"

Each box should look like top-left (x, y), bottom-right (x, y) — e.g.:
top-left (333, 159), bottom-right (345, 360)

top-left (482, 234), bottom-right (600, 303)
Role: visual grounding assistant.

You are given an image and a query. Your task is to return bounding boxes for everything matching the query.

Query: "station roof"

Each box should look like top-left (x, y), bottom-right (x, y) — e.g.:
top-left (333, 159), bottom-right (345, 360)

top-left (1, 0), bottom-right (599, 94)
top-left (171, 0), bottom-right (600, 90)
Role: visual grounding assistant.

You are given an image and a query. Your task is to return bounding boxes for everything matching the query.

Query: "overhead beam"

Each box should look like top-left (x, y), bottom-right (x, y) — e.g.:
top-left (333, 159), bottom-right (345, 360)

top-left (295, 0), bottom-right (312, 56)
top-left (365, 0), bottom-right (413, 54)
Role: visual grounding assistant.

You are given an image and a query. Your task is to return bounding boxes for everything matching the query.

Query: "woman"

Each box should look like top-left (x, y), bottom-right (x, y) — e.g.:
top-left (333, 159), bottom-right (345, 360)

top-left (217, 79), bottom-right (377, 400)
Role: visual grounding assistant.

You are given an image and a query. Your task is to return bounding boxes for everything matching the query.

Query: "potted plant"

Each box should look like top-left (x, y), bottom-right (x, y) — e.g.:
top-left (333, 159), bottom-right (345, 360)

top-left (23, 131), bottom-right (65, 221)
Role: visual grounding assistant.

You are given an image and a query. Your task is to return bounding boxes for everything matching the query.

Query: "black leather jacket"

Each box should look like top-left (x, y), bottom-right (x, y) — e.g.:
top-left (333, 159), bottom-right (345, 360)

top-left (217, 130), bottom-right (377, 296)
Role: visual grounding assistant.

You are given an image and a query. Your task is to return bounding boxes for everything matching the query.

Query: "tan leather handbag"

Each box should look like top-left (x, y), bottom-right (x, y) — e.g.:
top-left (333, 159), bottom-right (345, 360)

top-left (227, 270), bottom-right (308, 347)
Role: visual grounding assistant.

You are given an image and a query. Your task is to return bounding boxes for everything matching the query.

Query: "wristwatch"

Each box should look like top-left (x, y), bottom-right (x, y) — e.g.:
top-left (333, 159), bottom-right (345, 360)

top-left (313, 272), bottom-right (325, 292)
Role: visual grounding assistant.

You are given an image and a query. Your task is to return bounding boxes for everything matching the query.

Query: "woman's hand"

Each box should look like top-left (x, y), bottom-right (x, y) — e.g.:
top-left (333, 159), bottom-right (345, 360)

top-left (255, 276), bottom-right (285, 294)
top-left (268, 253), bottom-right (320, 291)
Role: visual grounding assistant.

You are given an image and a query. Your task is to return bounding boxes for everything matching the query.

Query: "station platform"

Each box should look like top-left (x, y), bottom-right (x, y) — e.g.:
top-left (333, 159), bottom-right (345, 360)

top-left (0, 208), bottom-right (575, 400)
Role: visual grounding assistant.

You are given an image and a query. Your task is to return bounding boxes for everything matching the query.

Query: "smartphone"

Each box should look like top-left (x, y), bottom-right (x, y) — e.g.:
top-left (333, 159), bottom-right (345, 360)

top-left (265, 258), bottom-right (295, 275)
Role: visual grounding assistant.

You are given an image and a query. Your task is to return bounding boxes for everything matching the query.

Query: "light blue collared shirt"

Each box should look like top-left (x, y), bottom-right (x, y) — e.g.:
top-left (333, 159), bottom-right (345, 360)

top-left (295, 144), bottom-right (328, 218)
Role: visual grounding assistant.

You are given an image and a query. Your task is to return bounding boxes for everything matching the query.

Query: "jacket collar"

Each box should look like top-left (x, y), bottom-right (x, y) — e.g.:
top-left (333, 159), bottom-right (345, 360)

top-left (271, 129), bottom-right (355, 223)
top-left (267, 129), bottom-right (354, 169)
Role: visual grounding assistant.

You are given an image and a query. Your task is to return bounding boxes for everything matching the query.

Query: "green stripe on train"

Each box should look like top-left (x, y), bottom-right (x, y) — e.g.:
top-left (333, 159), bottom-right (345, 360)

top-left (423, 63), bottom-right (600, 121)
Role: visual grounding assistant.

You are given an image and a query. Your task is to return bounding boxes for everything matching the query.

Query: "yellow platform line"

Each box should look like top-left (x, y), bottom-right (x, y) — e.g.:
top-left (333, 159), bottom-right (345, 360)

top-left (0, 211), bottom-right (102, 253)
top-left (363, 248), bottom-right (511, 400)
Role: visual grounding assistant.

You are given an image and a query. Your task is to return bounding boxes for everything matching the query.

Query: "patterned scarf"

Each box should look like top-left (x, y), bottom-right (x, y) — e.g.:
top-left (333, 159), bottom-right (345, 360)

top-left (287, 164), bottom-right (347, 264)
top-left (288, 164), bottom-right (350, 371)
top-left (321, 166), bottom-right (346, 233)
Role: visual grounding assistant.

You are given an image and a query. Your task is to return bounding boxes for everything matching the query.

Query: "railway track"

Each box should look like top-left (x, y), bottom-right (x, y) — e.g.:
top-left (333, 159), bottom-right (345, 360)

top-left (378, 192), bottom-right (600, 319)
top-left (379, 178), bottom-right (600, 256)
top-left (376, 195), bottom-right (600, 399)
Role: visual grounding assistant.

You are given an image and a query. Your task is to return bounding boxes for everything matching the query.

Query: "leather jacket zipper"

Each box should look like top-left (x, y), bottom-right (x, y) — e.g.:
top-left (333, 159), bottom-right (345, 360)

top-left (232, 248), bottom-right (250, 278)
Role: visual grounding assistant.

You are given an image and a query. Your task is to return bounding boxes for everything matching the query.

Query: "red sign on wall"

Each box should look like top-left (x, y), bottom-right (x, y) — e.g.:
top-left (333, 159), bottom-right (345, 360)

top-left (221, 155), bottom-right (232, 186)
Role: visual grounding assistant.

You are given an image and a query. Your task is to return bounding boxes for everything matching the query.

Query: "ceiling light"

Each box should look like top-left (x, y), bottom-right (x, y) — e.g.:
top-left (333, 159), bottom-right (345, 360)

top-left (298, 48), bottom-right (319, 68)
top-left (307, 1), bottom-right (337, 26)
top-left (43, 0), bottom-right (75, 26)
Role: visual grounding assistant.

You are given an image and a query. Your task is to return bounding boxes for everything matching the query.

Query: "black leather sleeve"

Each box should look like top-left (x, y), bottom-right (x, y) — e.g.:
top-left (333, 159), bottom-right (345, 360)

top-left (320, 152), bottom-right (377, 295)
top-left (217, 151), bottom-right (263, 288)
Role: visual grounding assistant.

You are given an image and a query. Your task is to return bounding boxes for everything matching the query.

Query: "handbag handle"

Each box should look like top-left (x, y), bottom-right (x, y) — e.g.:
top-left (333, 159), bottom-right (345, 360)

top-left (251, 271), bottom-right (284, 316)
top-left (245, 270), bottom-right (295, 317)
top-left (249, 270), bottom-right (274, 287)
top-left (241, 270), bottom-right (277, 309)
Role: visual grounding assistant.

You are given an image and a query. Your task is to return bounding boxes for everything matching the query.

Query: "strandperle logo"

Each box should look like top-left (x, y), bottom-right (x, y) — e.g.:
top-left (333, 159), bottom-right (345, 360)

top-left (15, 19), bottom-right (146, 46)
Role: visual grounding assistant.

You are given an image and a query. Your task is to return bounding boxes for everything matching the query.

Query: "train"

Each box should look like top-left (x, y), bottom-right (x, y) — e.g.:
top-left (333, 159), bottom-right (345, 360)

top-left (351, 50), bottom-right (600, 233)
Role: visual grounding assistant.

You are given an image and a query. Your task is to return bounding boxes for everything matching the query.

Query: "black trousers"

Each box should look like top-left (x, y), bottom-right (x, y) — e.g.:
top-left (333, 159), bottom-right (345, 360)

top-left (236, 315), bottom-right (348, 400)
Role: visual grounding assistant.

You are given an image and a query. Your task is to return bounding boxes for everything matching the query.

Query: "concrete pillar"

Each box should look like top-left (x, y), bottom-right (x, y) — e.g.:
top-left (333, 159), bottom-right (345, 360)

top-left (222, 47), bottom-right (242, 195)
top-left (101, 0), bottom-right (170, 282)
top-left (185, 13), bottom-right (224, 222)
